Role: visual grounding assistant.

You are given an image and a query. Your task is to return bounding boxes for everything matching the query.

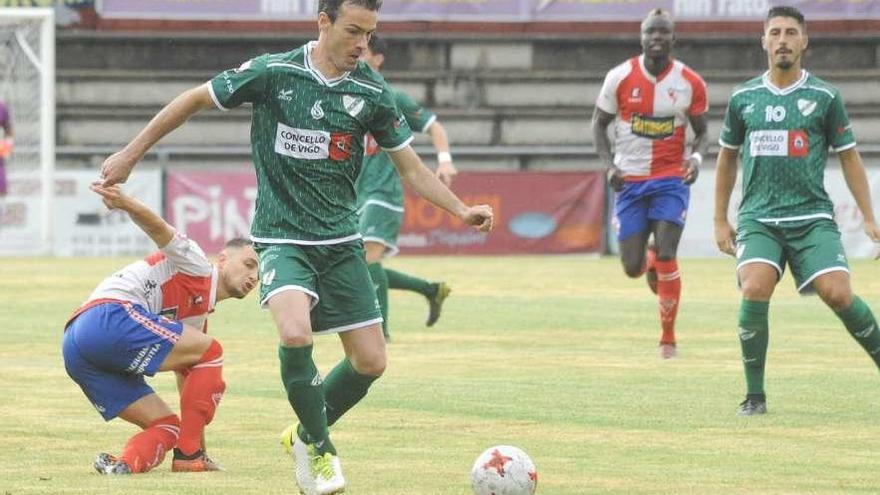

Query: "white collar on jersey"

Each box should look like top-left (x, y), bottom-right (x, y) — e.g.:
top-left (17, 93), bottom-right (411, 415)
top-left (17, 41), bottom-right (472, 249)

top-left (304, 41), bottom-right (351, 87)
top-left (637, 54), bottom-right (677, 84)
top-left (209, 264), bottom-right (219, 311)
top-left (761, 69), bottom-right (808, 95)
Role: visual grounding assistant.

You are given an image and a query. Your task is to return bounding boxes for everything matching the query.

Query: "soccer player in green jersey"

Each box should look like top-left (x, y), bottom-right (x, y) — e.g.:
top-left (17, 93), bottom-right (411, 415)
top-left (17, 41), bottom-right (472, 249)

top-left (98, 0), bottom-right (494, 492)
top-left (357, 34), bottom-right (457, 340)
top-left (715, 5), bottom-right (880, 417)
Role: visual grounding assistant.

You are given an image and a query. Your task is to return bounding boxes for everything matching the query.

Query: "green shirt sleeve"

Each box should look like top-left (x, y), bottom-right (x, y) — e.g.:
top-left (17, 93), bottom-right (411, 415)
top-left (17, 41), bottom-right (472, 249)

top-left (367, 85), bottom-right (414, 151)
top-left (208, 54), bottom-right (269, 110)
top-left (719, 95), bottom-right (745, 149)
top-left (392, 88), bottom-right (436, 134)
top-left (825, 91), bottom-right (856, 152)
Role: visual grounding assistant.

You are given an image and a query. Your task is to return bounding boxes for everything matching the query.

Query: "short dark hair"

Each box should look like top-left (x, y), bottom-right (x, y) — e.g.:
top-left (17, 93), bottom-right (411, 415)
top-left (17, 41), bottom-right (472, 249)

top-left (319, 0), bottom-right (383, 23)
top-left (223, 237), bottom-right (252, 250)
top-left (368, 33), bottom-right (388, 56)
top-left (641, 8), bottom-right (674, 30)
top-left (766, 5), bottom-right (805, 28)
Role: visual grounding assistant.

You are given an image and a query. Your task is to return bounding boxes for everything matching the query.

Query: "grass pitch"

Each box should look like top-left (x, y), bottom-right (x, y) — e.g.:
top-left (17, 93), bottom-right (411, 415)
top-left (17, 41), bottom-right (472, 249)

top-left (2, 255), bottom-right (880, 494)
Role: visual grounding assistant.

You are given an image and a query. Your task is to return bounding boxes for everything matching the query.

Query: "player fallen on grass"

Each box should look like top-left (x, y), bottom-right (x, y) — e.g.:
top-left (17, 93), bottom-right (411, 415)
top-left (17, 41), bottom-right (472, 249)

top-left (355, 34), bottom-right (456, 340)
top-left (97, 0), bottom-right (493, 492)
top-left (592, 8), bottom-right (709, 359)
top-left (715, 5), bottom-right (880, 416)
top-left (62, 184), bottom-right (258, 473)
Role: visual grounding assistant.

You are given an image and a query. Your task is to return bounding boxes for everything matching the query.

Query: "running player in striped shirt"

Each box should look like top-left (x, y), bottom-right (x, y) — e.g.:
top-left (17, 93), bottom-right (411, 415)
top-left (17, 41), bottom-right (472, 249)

top-left (592, 8), bottom-right (709, 359)
top-left (63, 184), bottom-right (258, 474)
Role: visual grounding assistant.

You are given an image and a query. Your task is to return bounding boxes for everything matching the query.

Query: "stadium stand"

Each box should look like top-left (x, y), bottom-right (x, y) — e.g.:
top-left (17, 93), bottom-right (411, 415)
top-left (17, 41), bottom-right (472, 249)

top-left (55, 32), bottom-right (880, 172)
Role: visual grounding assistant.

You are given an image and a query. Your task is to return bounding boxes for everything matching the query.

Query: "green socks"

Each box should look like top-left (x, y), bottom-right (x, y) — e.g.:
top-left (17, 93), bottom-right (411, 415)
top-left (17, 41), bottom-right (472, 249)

top-left (324, 358), bottom-right (378, 427)
top-left (836, 296), bottom-right (880, 369)
top-left (738, 299), bottom-right (770, 397)
top-left (385, 268), bottom-right (434, 298)
top-left (279, 345), bottom-right (335, 455)
top-left (367, 262), bottom-right (390, 339)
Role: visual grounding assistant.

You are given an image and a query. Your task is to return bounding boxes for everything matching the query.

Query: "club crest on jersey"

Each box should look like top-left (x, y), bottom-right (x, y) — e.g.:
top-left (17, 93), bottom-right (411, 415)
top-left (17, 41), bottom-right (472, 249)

top-left (343, 95), bottom-right (365, 117)
top-left (629, 87), bottom-right (641, 102)
top-left (311, 100), bottom-right (325, 120)
top-left (797, 99), bottom-right (817, 117)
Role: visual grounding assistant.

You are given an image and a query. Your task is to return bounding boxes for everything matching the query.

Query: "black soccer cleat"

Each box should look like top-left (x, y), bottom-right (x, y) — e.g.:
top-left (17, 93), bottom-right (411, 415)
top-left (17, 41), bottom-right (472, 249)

top-left (737, 397), bottom-right (767, 416)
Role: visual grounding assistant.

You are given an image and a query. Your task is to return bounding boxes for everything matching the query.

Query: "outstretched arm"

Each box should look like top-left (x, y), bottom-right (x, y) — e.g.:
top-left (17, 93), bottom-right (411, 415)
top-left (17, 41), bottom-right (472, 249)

top-left (101, 84), bottom-right (216, 186)
top-left (714, 147), bottom-right (739, 256)
top-left (425, 121), bottom-right (457, 187)
top-left (90, 183), bottom-right (174, 248)
top-left (839, 147), bottom-right (880, 245)
top-left (388, 146), bottom-right (492, 232)
top-left (592, 107), bottom-right (623, 192)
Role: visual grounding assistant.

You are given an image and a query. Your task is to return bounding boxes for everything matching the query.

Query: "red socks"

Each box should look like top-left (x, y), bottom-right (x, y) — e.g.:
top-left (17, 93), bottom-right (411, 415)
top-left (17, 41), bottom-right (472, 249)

top-left (120, 414), bottom-right (180, 473)
top-left (177, 339), bottom-right (226, 456)
top-left (655, 259), bottom-right (681, 345)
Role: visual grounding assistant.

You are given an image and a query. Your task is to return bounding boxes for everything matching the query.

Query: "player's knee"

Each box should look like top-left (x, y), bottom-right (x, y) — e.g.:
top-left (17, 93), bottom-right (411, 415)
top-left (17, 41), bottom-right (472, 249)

top-left (819, 286), bottom-right (853, 312)
top-left (740, 279), bottom-right (773, 300)
top-left (277, 321), bottom-right (313, 347)
top-left (622, 261), bottom-right (643, 278)
top-left (351, 352), bottom-right (386, 377)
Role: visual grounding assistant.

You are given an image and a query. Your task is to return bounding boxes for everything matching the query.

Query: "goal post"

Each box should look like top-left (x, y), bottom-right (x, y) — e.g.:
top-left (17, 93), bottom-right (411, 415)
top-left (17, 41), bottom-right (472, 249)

top-left (0, 8), bottom-right (54, 255)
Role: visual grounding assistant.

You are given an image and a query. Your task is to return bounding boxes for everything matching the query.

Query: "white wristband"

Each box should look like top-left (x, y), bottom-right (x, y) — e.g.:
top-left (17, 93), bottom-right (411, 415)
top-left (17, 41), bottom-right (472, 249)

top-left (437, 151), bottom-right (452, 164)
top-left (689, 152), bottom-right (703, 166)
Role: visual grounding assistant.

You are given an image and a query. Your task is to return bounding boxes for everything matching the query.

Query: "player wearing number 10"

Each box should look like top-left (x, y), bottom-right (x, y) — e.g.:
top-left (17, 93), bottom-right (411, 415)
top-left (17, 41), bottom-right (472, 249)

top-left (715, 6), bottom-right (880, 416)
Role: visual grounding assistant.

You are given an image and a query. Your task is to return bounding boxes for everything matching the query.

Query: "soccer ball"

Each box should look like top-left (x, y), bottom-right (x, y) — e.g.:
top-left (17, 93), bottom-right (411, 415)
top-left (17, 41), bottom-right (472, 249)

top-left (471, 445), bottom-right (537, 495)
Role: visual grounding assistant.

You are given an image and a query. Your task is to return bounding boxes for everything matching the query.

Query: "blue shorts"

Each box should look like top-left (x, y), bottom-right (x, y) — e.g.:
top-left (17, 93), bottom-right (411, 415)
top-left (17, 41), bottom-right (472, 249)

top-left (614, 177), bottom-right (690, 241)
top-left (62, 302), bottom-right (184, 421)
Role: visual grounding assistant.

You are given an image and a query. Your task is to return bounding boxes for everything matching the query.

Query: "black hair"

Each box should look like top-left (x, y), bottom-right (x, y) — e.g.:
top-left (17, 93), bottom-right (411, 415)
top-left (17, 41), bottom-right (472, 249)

top-left (319, 0), bottom-right (383, 22)
top-left (766, 5), bottom-right (805, 28)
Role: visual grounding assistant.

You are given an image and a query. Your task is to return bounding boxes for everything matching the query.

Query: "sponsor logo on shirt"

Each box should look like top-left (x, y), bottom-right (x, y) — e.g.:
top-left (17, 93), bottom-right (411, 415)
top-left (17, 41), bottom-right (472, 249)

top-left (275, 123), bottom-right (331, 159)
top-left (311, 100), bottom-right (325, 120)
top-left (749, 129), bottom-right (809, 157)
top-left (277, 89), bottom-right (294, 102)
top-left (631, 114), bottom-right (675, 140)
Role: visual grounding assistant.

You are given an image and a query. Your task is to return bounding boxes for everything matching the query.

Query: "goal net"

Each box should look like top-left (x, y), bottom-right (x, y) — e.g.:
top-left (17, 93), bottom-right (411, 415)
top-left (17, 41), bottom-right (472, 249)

top-left (0, 8), bottom-right (54, 255)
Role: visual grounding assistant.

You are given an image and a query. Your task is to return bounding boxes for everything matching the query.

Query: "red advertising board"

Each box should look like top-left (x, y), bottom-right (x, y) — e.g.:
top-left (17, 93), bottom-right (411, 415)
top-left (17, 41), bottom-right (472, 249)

top-left (400, 172), bottom-right (605, 254)
top-left (165, 170), bottom-right (605, 255)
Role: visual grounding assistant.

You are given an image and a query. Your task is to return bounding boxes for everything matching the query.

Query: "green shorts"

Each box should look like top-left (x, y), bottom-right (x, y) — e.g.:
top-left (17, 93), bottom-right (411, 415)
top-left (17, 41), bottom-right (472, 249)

top-left (735, 218), bottom-right (850, 294)
top-left (358, 199), bottom-right (403, 257)
top-left (255, 241), bottom-right (382, 334)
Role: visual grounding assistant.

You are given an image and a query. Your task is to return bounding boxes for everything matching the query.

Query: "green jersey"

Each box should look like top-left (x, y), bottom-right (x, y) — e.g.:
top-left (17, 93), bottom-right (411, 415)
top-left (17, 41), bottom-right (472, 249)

top-left (356, 86), bottom-right (437, 209)
top-left (209, 42), bottom-right (413, 244)
top-left (719, 71), bottom-right (856, 223)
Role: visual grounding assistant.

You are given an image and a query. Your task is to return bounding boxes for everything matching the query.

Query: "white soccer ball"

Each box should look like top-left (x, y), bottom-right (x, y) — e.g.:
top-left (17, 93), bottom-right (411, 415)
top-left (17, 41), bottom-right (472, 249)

top-left (471, 445), bottom-right (538, 495)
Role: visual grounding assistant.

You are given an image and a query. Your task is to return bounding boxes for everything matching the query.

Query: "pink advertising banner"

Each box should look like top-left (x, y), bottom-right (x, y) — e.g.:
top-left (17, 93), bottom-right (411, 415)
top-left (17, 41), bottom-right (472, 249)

top-left (164, 170), bottom-right (605, 255)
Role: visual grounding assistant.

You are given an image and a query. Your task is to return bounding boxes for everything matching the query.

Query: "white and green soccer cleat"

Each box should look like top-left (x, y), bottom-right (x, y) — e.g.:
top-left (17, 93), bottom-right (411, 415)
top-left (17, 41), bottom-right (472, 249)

top-left (311, 451), bottom-right (345, 495)
top-left (280, 424), bottom-right (316, 495)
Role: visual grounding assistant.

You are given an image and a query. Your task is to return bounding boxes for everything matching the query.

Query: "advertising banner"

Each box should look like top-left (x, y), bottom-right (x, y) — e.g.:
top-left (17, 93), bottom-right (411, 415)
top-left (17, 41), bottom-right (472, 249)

top-left (163, 169), bottom-right (604, 255)
top-left (0, 169), bottom-right (161, 256)
top-left (97, 0), bottom-right (880, 21)
top-left (679, 168), bottom-right (880, 259)
top-left (399, 171), bottom-right (605, 254)
top-left (164, 169), bottom-right (257, 255)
